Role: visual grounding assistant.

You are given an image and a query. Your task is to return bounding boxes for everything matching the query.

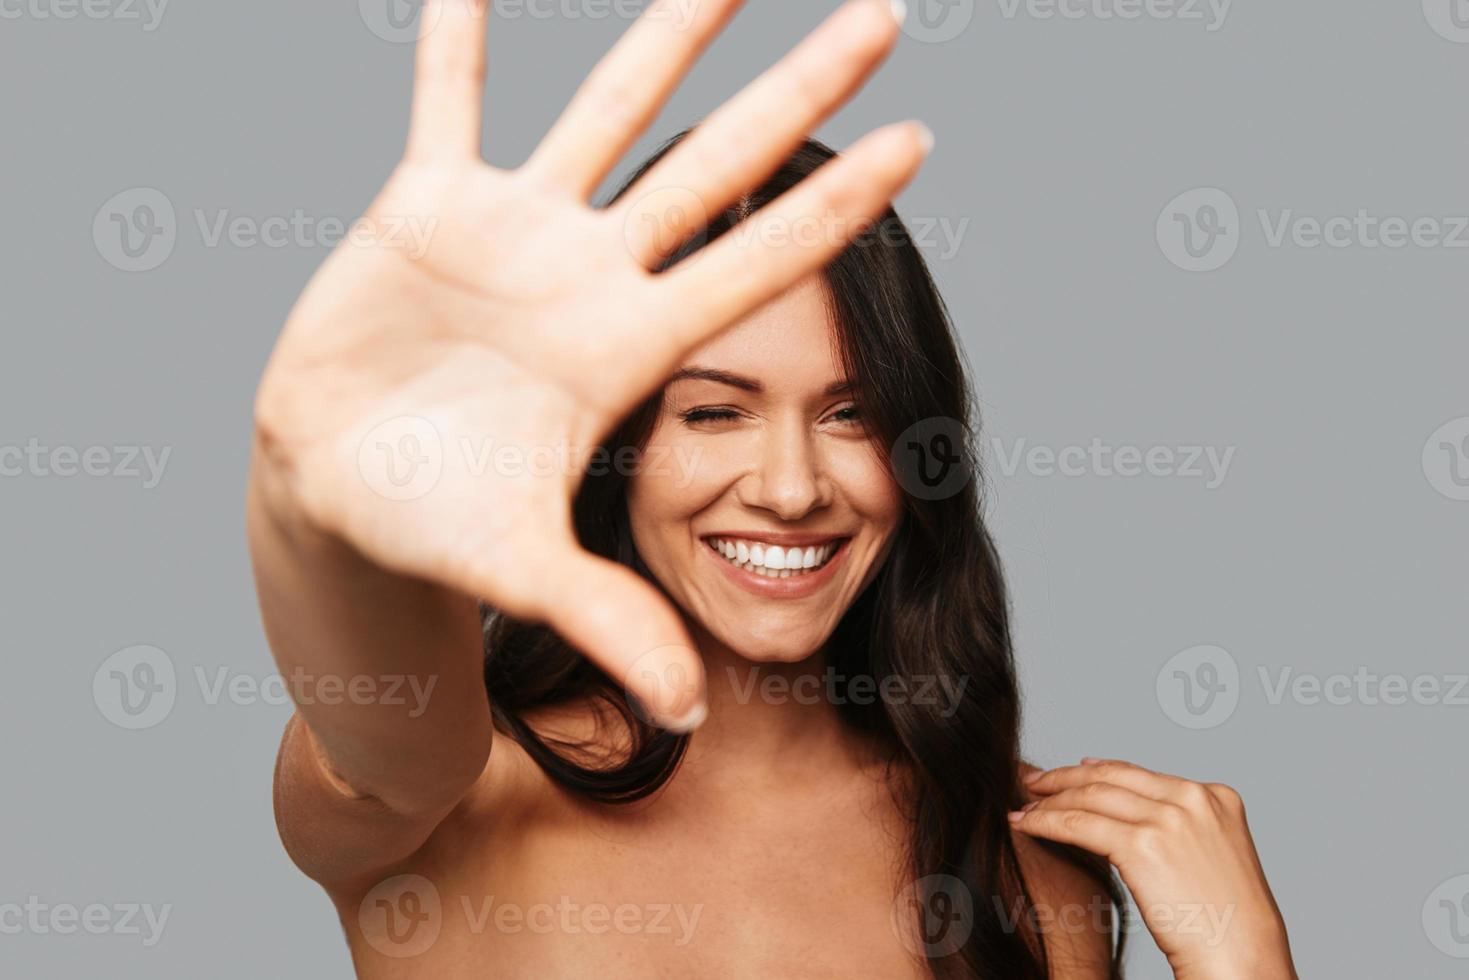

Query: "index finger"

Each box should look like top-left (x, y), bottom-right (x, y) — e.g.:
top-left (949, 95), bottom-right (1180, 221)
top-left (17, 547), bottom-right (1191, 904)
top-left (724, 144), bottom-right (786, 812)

top-left (1025, 761), bottom-right (1178, 801)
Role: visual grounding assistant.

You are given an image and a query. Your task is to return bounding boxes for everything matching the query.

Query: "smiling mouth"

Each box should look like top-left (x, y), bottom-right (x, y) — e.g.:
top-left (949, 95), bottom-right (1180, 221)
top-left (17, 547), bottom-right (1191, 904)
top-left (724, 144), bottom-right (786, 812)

top-left (703, 536), bottom-right (848, 579)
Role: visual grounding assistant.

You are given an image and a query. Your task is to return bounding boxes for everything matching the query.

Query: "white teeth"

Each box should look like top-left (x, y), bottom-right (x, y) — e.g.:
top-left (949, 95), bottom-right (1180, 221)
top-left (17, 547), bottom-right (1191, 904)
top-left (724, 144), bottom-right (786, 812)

top-left (708, 537), bottom-right (840, 578)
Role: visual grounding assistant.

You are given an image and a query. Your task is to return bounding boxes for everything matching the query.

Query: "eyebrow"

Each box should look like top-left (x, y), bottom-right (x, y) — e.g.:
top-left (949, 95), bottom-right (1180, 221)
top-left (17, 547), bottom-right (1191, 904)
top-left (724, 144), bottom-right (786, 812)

top-left (668, 366), bottom-right (853, 397)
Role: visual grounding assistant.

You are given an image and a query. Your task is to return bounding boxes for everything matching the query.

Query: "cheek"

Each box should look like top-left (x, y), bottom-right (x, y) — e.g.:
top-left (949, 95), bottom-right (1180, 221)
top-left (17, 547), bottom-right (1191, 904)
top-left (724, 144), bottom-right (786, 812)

top-left (625, 423), bottom-right (729, 558)
top-left (625, 467), bottom-right (679, 564)
top-left (637, 420), bottom-right (752, 502)
top-left (828, 442), bottom-right (903, 529)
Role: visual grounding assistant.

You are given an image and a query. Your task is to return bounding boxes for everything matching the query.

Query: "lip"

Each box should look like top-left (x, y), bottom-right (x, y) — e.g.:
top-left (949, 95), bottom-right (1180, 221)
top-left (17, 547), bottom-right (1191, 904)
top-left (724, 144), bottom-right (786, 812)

top-left (699, 534), bottom-right (851, 600)
top-left (700, 530), bottom-right (848, 548)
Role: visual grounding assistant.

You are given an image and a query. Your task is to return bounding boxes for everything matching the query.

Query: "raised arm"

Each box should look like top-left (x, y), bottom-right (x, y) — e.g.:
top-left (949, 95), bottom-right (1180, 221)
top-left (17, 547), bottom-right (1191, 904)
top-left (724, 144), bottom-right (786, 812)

top-left (247, 0), bottom-right (926, 885)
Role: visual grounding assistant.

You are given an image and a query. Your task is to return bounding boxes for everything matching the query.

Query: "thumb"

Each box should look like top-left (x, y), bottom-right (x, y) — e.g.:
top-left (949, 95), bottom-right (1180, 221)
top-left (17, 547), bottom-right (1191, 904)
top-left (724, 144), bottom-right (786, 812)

top-left (538, 547), bottom-right (708, 732)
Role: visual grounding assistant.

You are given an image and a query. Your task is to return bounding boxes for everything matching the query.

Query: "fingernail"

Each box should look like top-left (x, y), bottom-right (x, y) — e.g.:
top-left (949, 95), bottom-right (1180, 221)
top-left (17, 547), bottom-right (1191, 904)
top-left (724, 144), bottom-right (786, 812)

top-left (1007, 811), bottom-right (1024, 822)
top-left (1023, 769), bottom-right (1043, 783)
top-left (1021, 801), bottom-right (1038, 812)
top-left (889, 0), bottom-right (908, 25)
top-left (915, 122), bottom-right (934, 155)
top-left (1081, 756), bottom-right (1101, 765)
top-left (663, 701), bottom-right (708, 734)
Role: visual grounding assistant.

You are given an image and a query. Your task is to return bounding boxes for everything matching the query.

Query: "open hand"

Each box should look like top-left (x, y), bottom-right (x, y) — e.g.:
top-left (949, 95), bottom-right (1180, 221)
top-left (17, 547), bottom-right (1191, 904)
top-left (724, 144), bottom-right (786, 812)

top-left (252, 0), bottom-right (926, 729)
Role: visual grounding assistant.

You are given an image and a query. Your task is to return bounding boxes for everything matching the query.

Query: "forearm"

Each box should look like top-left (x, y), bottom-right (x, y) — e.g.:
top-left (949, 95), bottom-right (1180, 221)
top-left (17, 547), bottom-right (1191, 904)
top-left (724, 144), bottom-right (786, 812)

top-left (246, 439), bottom-right (492, 814)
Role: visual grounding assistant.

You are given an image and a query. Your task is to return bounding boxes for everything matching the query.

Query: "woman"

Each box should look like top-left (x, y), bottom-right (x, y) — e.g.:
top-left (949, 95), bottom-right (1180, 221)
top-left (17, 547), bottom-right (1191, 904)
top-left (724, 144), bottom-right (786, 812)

top-left (247, 0), bottom-right (1298, 976)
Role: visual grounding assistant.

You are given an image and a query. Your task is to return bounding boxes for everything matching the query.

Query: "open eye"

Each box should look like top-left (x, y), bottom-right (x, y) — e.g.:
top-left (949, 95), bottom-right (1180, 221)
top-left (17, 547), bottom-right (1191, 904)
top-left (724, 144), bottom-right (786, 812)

top-left (826, 404), bottom-right (863, 428)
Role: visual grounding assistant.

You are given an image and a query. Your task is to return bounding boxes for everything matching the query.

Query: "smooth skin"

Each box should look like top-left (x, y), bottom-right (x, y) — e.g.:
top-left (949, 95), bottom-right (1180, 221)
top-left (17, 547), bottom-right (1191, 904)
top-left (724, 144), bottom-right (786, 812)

top-left (628, 276), bottom-right (905, 668)
top-left (248, 0), bottom-right (1296, 976)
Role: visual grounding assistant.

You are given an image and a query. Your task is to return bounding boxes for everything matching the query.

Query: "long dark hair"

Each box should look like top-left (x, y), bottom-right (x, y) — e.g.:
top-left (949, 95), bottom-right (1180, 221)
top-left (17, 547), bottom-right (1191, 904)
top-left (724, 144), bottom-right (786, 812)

top-left (483, 133), bottom-right (1126, 978)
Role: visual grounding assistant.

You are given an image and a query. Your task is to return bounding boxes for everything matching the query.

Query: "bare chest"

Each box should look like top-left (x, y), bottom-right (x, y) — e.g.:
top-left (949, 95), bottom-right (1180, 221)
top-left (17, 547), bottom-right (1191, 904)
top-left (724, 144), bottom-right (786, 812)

top-left (345, 791), bottom-right (929, 979)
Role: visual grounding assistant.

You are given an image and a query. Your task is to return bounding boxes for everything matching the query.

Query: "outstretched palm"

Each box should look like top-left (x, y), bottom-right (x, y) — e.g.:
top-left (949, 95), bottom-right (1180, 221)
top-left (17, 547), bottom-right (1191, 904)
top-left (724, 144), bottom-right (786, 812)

top-left (253, 0), bottom-right (926, 727)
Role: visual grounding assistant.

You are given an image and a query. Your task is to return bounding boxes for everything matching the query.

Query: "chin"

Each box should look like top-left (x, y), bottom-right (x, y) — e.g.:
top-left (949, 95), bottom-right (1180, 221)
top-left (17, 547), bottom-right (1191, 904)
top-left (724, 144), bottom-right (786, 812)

top-left (708, 620), bottom-right (830, 665)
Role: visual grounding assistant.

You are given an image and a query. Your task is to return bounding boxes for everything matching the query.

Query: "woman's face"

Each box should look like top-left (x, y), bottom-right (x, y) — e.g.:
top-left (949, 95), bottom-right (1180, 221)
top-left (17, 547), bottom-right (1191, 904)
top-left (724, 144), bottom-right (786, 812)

top-left (627, 276), bottom-right (903, 663)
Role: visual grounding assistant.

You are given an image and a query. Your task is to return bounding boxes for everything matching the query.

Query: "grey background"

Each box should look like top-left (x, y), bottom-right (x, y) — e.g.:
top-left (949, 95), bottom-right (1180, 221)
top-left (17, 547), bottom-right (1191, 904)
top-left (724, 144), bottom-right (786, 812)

top-left (2, 0), bottom-right (1466, 976)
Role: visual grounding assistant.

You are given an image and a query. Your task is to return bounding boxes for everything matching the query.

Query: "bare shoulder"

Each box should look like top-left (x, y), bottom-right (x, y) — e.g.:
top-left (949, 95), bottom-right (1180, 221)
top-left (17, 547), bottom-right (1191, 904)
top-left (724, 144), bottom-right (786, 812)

top-left (1011, 763), bottom-right (1117, 979)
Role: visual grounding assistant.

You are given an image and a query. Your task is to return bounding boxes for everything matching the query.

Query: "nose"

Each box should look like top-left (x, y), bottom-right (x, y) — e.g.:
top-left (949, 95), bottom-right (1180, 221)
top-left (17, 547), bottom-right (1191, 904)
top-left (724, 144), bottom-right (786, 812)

top-left (736, 419), bottom-right (832, 520)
